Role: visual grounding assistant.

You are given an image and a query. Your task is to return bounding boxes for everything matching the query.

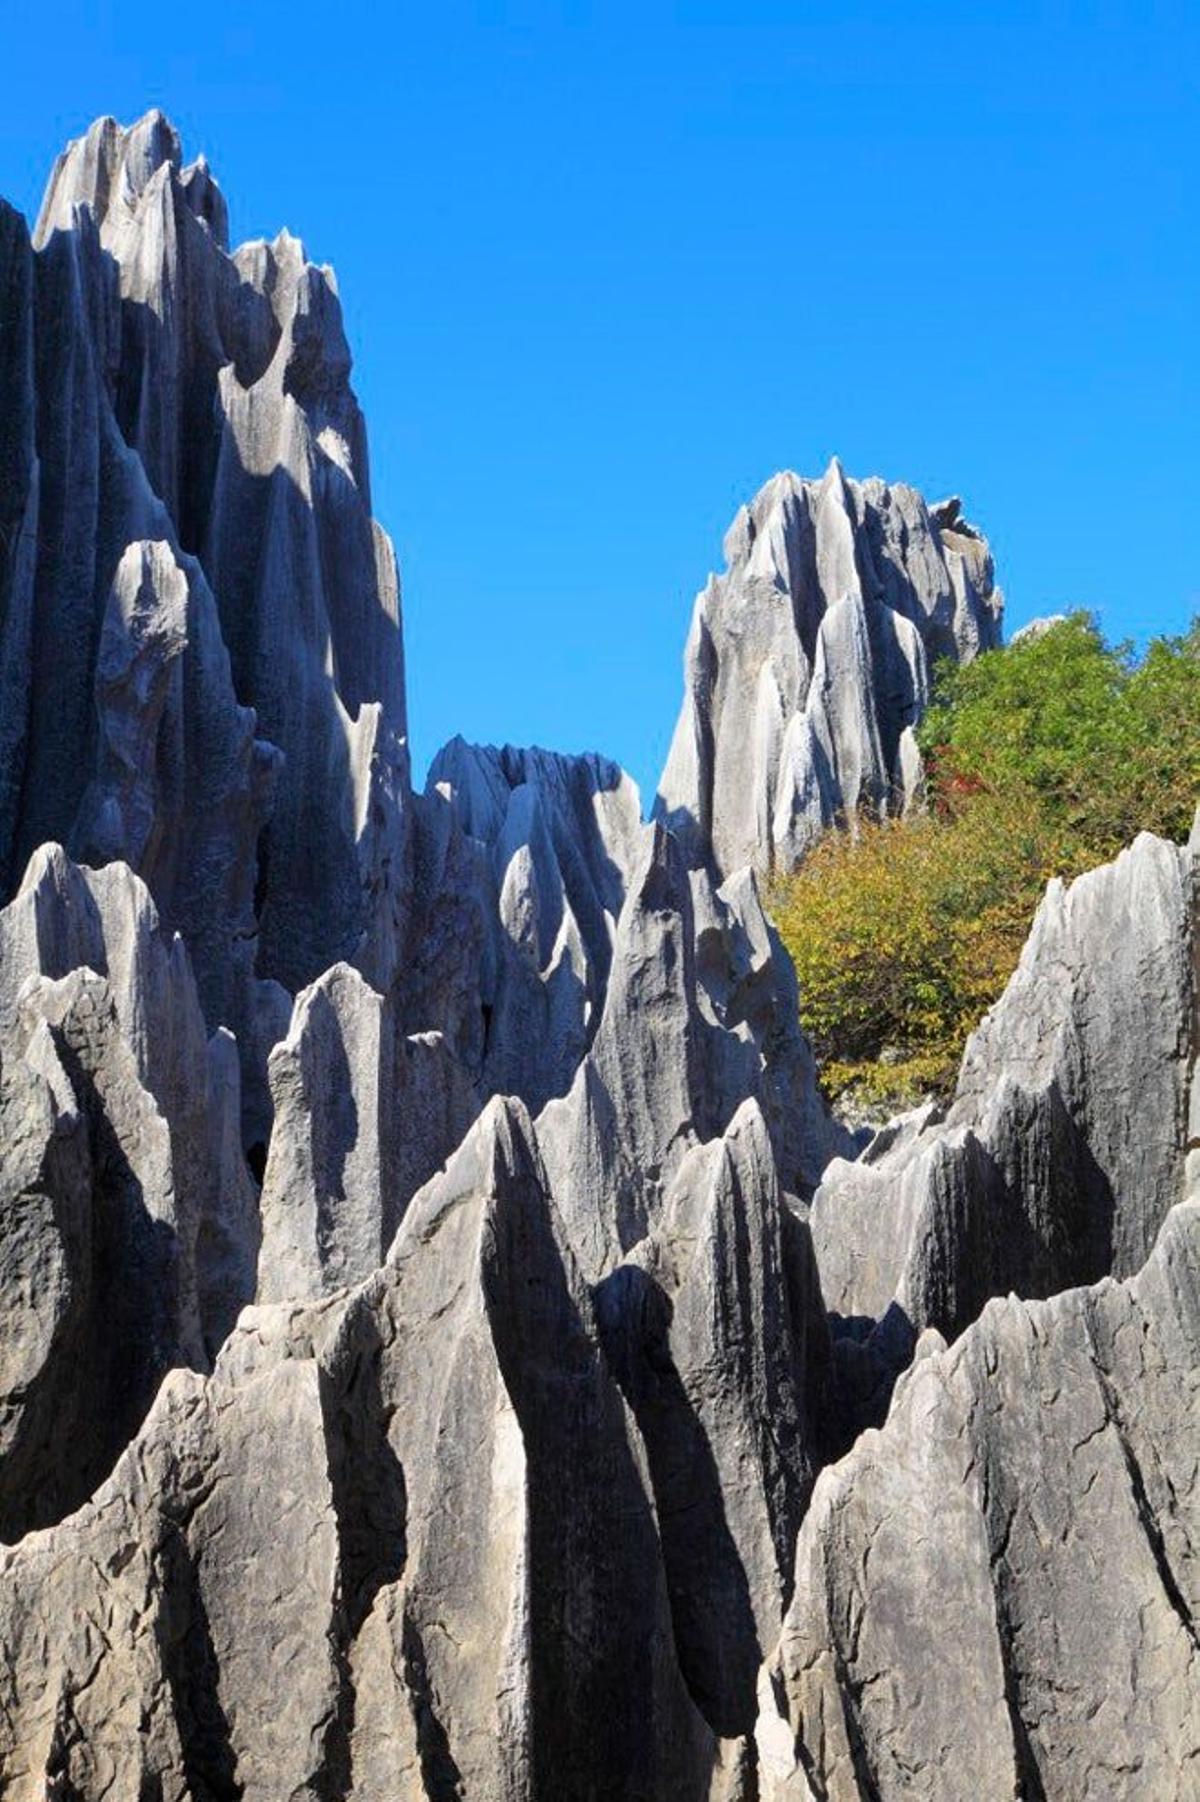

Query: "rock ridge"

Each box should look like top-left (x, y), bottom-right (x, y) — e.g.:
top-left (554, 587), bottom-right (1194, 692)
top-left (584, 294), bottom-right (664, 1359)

top-left (0, 109), bottom-right (1193, 1802)
top-left (655, 459), bottom-right (1003, 877)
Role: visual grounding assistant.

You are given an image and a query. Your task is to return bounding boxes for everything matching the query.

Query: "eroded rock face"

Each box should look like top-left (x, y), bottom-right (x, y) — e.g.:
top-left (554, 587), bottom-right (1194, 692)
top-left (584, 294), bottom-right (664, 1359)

top-left (0, 846), bottom-right (260, 1536)
top-left (756, 1195), bottom-right (1200, 1801)
top-left (811, 829), bottom-right (1198, 1342)
top-left (0, 1101), bottom-right (737, 1800)
top-left (1, 108), bottom-right (410, 1031)
top-left (1, 107), bottom-right (1196, 1802)
top-left (0, 200), bottom-right (278, 1048)
top-left (426, 738), bottom-right (642, 1111)
top-left (256, 960), bottom-right (479, 1301)
top-left (655, 462), bottom-right (1002, 877)
top-left (537, 823), bottom-right (851, 1284)
top-left (595, 1101), bottom-right (833, 1739)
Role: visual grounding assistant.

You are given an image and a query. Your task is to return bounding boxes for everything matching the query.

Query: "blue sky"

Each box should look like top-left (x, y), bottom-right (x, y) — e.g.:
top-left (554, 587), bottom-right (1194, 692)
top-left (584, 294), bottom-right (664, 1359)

top-left (1, 2), bottom-right (1195, 804)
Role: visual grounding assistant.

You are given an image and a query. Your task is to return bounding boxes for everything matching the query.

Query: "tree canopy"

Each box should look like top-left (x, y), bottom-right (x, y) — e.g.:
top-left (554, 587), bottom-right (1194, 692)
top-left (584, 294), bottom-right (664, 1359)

top-left (771, 612), bottom-right (1200, 1116)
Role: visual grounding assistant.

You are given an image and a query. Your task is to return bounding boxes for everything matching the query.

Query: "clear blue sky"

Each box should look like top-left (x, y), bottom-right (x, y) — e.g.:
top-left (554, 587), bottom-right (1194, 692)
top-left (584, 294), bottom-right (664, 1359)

top-left (2, 2), bottom-right (1195, 804)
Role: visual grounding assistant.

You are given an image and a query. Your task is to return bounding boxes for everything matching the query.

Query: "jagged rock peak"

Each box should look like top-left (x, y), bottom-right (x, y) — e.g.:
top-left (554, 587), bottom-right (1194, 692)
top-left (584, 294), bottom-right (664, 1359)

top-left (656, 458), bottom-right (1003, 876)
top-left (35, 108), bottom-right (228, 250)
top-left (425, 736), bottom-right (643, 1111)
top-left (1, 110), bottom-right (411, 1022)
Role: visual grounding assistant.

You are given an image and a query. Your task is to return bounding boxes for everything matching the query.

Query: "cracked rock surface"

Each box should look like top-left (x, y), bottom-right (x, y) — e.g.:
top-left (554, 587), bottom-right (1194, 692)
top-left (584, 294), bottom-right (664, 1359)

top-left (811, 828), bottom-right (1198, 1343)
top-left (0, 109), bottom-right (1195, 1802)
top-left (655, 464), bottom-right (1002, 877)
top-left (756, 1193), bottom-right (1200, 1801)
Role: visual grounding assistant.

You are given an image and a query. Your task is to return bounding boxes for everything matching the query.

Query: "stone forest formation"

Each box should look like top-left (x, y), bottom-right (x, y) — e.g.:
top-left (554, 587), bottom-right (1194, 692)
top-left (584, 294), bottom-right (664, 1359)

top-left (0, 112), bottom-right (1195, 1800)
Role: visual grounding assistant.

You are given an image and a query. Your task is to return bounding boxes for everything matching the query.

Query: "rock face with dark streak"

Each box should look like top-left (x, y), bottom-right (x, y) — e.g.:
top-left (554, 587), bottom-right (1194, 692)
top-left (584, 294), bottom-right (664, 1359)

top-left (595, 1100), bottom-right (834, 1741)
top-left (0, 1101), bottom-right (738, 1799)
top-left (31, 111), bottom-right (409, 1000)
top-left (426, 737), bottom-right (643, 1111)
top-left (0, 845), bottom-right (252, 1538)
top-left (0, 109), bottom-right (407, 1073)
top-left (811, 828), bottom-right (1198, 1343)
top-left (0, 110), bottom-right (1197, 1802)
top-left (655, 463), bottom-right (1002, 877)
top-left (256, 959), bottom-right (479, 1301)
top-left (536, 820), bottom-right (851, 1284)
top-left (756, 1192), bottom-right (1200, 1800)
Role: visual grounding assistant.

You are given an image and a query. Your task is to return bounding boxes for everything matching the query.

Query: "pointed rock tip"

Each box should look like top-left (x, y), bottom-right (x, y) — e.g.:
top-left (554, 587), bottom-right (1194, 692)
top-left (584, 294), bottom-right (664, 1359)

top-left (15, 841), bottom-right (73, 893)
top-left (273, 225), bottom-right (309, 262)
top-left (13, 842), bottom-right (153, 912)
top-left (119, 107), bottom-right (183, 180)
top-left (398, 1093), bottom-right (540, 1246)
top-left (632, 818), bottom-right (689, 911)
top-left (725, 1092), bottom-right (771, 1144)
top-left (475, 1092), bottom-right (542, 1187)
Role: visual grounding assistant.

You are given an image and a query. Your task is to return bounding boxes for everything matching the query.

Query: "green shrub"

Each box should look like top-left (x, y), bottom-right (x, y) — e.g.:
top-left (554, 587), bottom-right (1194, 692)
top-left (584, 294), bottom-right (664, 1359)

top-left (918, 611), bottom-right (1200, 851)
top-left (771, 613), bottom-right (1200, 1114)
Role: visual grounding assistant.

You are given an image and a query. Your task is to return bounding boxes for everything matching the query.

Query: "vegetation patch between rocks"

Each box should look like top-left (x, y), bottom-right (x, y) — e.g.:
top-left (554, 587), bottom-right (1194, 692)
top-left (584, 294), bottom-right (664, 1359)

top-left (771, 611), bottom-right (1200, 1119)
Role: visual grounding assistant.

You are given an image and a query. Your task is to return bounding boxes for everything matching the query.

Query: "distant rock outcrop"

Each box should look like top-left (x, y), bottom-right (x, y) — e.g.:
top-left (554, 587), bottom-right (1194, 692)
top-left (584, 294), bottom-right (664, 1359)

top-left (426, 738), bottom-right (642, 1111)
top-left (656, 463), bottom-right (1002, 876)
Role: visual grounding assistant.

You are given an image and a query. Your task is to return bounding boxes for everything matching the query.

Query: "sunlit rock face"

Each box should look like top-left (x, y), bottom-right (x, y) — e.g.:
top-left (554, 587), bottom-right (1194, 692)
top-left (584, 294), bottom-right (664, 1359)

top-left (424, 738), bottom-right (644, 1112)
top-left (756, 1193), bottom-right (1200, 1801)
top-left (810, 828), bottom-right (1198, 1342)
top-left (1, 109), bottom-right (408, 1031)
top-left (656, 461), bottom-right (1002, 876)
top-left (0, 110), bottom-right (1195, 1802)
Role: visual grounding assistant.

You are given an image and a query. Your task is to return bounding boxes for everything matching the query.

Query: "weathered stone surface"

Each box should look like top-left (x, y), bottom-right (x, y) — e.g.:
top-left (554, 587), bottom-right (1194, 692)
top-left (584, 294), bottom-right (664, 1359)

top-left (0, 107), bottom-right (1194, 1802)
top-left (0, 184), bottom-right (280, 1046)
top-left (426, 738), bottom-right (642, 1110)
top-left (2, 109), bottom-right (411, 1039)
top-left (655, 461), bottom-right (1002, 876)
top-left (0, 1353), bottom-right (342, 1799)
top-left (198, 1026), bottom-right (261, 1357)
top-left (257, 960), bottom-right (478, 1301)
top-left (756, 1194), bottom-right (1200, 1800)
top-left (0, 1023), bottom-right (93, 1541)
top-left (811, 830), bottom-right (1198, 1341)
top-left (538, 822), bottom-right (850, 1283)
top-left (596, 1100), bottom-right (832, 1739)
top-left (0, 1100), bottom-right (741, 1799)
top-left (0, 852), bottom-right (204, 1269)
top-left (0, 847), bottom-right (262, 1532)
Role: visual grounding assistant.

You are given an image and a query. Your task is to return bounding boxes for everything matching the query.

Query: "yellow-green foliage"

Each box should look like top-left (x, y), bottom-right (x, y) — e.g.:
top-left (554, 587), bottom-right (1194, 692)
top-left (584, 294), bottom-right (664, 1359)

top-left (771, 613), bottom-right (1200, 1114)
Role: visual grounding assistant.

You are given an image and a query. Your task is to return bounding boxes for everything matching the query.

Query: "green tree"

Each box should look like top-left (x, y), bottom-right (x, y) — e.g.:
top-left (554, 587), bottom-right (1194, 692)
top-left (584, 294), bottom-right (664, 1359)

top-left (772, 613), bottom-right (1200, 1117)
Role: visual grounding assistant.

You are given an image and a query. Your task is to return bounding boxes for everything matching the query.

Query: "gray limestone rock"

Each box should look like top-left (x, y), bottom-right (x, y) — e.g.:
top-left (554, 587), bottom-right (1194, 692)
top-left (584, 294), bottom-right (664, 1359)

top-left (2, 109), bottom-right (411, 1044)
top-left (198, 1026), bottom-right (261, 1357)
top-left (756, 1195), bottom-right (1200, 1800)
top-left (426, 738), bottom-right (642, 1110)
top-left (595, 1100), bottom-right (833, 1739)
top-left (0, 1099), bottom-right (740, 1800)
top-left (0, 182), bottom-right (280, 1049)
top-left (0, 1352), bottom-right (342, 1798)
top-left (0, 1023), bottom-right (93, 1541)
top-left (0, 846), bottom-right (262, 1531)
top-left (538, 821), bottom-right (851, 1284)
top-left (1, 107), bottom-right (1195, 1802)
top-left (811, 830), bottom-right (1198, 1341)
top-left (256, 960), bottom-right (478, 1301)
top-left (655, 460), bottom-right (1003, 877)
